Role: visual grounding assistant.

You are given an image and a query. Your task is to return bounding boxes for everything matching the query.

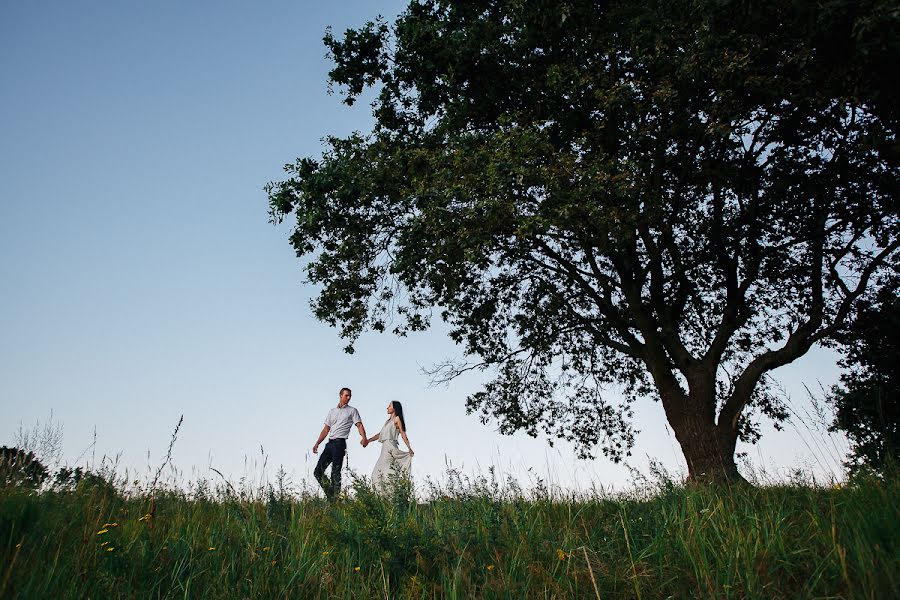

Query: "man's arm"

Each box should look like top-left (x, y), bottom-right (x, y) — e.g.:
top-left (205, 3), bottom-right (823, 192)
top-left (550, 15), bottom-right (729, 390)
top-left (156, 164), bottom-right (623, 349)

top-left (313, 425), bottom-right (330, 454)
top-left (356, 421), bottom-right (368, 447)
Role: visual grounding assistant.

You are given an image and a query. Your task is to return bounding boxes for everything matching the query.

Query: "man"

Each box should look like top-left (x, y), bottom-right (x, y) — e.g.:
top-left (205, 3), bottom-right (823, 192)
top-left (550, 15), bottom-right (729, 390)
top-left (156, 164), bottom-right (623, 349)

top-left (312, 387), bottom-right (368, 500)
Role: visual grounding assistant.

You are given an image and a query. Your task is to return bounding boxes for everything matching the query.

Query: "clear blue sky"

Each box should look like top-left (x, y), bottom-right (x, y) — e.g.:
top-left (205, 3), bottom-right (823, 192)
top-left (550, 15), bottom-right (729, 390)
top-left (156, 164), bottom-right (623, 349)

top-left (1, 1), bottom-right (848, 493)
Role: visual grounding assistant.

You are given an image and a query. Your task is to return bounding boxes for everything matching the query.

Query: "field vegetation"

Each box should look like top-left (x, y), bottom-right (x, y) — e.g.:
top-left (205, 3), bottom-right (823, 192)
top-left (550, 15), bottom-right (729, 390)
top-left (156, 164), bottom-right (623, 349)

top-left (1, 463), bottom-right (896, 599)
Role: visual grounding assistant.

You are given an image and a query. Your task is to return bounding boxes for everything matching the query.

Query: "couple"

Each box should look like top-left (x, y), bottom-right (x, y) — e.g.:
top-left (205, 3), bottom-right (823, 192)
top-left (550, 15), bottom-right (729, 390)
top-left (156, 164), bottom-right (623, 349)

top-left (312, 387), bottom-right (415, 499)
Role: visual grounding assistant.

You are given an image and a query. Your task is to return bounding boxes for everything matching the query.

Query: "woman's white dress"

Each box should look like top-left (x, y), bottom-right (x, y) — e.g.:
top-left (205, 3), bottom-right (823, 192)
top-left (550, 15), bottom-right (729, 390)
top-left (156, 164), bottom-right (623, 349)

top-left (371, 419), bottom-right (412, 493)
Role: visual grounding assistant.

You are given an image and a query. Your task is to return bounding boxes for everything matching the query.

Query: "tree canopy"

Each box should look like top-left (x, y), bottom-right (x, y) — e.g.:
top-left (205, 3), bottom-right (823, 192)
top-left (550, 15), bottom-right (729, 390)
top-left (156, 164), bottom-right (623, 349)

top-left (268, 0), bottom-right (899, 481)
top-left (0, 446), bottom-right (49, 489)
top-left (829, 281), bottom-right (899, 474)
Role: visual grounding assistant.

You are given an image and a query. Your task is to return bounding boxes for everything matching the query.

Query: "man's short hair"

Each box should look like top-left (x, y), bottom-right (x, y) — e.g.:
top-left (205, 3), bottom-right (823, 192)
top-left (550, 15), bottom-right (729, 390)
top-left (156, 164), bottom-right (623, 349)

top-left (339, 387), bottom-right (352, 395)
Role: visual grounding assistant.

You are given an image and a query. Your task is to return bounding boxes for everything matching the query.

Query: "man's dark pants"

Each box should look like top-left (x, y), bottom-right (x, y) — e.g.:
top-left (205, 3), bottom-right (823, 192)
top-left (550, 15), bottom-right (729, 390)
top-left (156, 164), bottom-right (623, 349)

top-left (313, 438), bottom-right (346, 499)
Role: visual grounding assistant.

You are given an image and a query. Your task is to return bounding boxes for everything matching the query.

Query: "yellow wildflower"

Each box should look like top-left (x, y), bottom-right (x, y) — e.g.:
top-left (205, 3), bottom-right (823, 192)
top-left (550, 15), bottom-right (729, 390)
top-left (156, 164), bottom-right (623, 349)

top-left (138, 514), bottom-right (152, 522)
top-left (262, 546), bottom-right (270, 552)
top-left (322, 550), bottom-right (330, 556)
top-left (354, 566), bottom-right (361, 572)
top-left (557, 549), bottom-right (569, 561)
top-left (208, 547), bottom-right (216, 551)
top-left (100, 541), bottom-right (109, 547)
top-left (96, 529), bottom-right (109, 535)
top-left (103, 523), bottom-right (119, 527)
top-left (106, 547), bottom-right (115, 552)
top-left (271, 560), bottom-right (277, 566)
top-left (486, 564), bottom-right (495, 572)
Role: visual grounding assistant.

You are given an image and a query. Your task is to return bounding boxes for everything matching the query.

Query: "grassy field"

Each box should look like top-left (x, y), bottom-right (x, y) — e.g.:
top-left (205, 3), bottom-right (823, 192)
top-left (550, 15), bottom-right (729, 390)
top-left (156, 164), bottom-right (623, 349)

top-left (1, 469), bottom-right (897, 599)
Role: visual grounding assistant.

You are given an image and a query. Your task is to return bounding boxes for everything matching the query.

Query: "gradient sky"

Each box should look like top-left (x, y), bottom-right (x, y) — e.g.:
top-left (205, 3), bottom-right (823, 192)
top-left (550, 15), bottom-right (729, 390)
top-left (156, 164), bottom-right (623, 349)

top-left (1, 1), bottom-right (848, 494)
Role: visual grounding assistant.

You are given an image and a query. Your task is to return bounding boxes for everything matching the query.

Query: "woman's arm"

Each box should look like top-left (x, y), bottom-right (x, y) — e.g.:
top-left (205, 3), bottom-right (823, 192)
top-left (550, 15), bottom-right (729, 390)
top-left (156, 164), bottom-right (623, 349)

top-left (395, 417), bottom-right (414, 455)
top-left (366, 433), bottom-right (380, 444)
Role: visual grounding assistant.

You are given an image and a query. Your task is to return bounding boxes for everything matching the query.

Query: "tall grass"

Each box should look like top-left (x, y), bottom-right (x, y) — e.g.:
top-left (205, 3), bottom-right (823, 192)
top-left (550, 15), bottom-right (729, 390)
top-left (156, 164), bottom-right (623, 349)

top-left (1, 467), bottom-right (896, 599)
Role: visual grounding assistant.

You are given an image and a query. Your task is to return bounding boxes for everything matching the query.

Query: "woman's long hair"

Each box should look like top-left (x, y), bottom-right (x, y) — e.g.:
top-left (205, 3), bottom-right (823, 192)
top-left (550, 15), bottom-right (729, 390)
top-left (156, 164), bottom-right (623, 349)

top-left (391, 401), bottom-right (407, 432)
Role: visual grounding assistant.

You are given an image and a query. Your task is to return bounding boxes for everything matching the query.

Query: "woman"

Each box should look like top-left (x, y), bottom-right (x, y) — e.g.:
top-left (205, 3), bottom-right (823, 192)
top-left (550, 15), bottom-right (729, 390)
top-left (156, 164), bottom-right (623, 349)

top-left (367, 401), bottom-right (414, 494)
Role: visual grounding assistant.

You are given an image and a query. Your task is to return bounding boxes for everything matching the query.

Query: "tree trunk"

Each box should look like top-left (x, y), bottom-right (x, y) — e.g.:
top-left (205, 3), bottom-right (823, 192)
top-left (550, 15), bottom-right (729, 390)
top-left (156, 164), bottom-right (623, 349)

top-left (653, 366), bottom-right (747, 484)
top-left (674, 419), bottom-right (744, 484)
top-left (665, 390), bottom-right (744, 484)
top-left (670, 414), bottom-right (746, 483)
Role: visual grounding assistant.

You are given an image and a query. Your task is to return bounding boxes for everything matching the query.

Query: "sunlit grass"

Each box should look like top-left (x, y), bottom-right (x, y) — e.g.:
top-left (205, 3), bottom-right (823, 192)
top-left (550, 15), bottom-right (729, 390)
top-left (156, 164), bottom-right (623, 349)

top-left (1, 469), bottom-right (896, 598)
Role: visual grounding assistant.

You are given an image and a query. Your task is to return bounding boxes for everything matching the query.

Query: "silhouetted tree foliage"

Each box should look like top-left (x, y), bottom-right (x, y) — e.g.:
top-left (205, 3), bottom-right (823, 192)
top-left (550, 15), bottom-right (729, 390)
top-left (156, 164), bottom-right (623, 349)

top-left (268, 0), bottom-right (899, 482)
top-left (53, 466), bottom-right (91, 489)
top-left (830, 281), bottom-right (899, 474)
top-left (0, 446), bottom-right (49, 488)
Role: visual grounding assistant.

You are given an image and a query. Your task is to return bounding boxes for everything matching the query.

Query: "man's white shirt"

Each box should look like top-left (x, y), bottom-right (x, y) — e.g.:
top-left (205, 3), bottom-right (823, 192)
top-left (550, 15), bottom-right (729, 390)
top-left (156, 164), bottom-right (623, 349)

top-left (325, 404), bottom-right (362, 439)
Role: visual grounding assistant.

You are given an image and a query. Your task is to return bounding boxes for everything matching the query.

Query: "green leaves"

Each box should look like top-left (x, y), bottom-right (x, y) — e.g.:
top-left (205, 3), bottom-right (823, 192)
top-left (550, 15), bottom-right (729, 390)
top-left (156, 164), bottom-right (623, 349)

top-left (829, 282), bottom-right (900, 474)
top-left (325, 19), bottom-right (390, 106)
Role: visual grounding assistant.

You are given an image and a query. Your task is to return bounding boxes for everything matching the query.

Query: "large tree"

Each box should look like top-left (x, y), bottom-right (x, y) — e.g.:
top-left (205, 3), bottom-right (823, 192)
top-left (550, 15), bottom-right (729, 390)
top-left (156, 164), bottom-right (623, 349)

top-left (268, 0), bottom-right (899, 482)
